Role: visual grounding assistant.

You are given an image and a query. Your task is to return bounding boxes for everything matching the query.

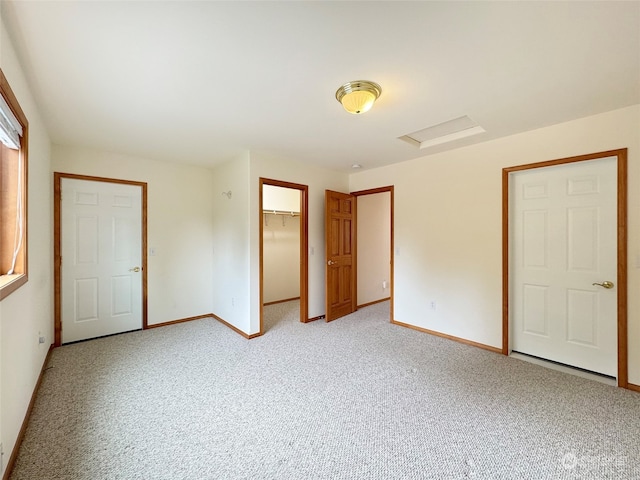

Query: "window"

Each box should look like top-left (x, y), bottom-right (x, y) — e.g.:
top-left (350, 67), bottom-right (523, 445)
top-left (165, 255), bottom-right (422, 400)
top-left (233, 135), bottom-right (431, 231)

top-left (0, 68), bottom-right (28, 300)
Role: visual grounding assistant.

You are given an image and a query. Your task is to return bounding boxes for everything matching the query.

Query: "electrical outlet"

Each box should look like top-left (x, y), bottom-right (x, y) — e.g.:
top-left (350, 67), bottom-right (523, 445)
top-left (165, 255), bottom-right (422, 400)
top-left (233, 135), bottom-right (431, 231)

top-left (430, 301), bottom-right (437, 310)
top-left (231, 297), bottom-right (235, 307)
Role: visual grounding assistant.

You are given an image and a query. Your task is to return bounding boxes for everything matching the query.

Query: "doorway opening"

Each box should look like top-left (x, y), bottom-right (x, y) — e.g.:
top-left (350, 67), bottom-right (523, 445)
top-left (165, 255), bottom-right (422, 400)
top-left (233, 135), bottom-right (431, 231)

top-left (259, 178), bottom-right (308, 334)
top-left (352, 186), bottom-right (394, 323)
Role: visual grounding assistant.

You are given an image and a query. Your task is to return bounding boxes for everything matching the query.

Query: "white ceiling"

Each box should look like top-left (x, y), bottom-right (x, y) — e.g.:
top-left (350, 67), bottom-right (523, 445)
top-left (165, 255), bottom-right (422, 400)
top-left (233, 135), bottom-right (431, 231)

top-left (2, 1), bottom-right (639, 173)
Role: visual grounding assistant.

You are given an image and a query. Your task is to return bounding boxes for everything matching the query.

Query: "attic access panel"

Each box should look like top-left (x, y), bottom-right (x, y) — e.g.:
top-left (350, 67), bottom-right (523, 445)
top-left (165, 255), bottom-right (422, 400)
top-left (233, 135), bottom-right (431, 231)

top-left (399, 115), bottom-right (485, 149)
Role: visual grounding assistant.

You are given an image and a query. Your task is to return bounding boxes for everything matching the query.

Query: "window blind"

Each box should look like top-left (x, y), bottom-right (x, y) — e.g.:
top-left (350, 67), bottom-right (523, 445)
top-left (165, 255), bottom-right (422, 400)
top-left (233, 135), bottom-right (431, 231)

top-left (0, 93), bottom-right (22, 150)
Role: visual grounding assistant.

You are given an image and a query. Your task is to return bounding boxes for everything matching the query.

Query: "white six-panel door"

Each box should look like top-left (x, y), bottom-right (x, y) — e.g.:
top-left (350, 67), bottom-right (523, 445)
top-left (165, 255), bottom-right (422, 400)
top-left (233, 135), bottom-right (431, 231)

top-left (512, 157), bottom-right (617, 376)
top-left (61, 178), bottom-right (143, 343)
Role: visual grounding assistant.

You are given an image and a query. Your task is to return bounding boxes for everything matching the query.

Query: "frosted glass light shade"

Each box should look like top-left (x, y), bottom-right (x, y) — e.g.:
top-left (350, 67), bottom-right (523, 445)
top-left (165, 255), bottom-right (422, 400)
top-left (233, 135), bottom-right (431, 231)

top-left (335, 80), bottom-right (381, 114)
top-left (341, 90), bottom-right (376, 114)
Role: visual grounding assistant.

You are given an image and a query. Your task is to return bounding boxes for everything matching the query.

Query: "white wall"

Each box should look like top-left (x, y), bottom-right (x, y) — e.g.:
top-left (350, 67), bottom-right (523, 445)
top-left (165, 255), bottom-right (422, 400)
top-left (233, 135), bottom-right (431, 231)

top-left (349, 105), bottom-right (640, 383)
top-left (263, 184), bottom-right (300, 213)
top-left (263, 213), bottom-right (300, 303)
top-left (52, 145), bottom-right (215, 325)
top-left (211, 156), bottom-right (251, 332)
top-left (357, 192), bottom-right (390, 305)
top-left (0, 19), bottom-right (54, 476)
top-left (249, 152), bottom-right (349, 334)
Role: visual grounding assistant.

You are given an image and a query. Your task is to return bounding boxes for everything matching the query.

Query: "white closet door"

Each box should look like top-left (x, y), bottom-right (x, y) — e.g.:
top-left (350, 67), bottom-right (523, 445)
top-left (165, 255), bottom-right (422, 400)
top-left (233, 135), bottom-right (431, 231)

top-left (61, 178), bottom-right (143, 343)
top-left (512, 157), bottom-right (617, 376)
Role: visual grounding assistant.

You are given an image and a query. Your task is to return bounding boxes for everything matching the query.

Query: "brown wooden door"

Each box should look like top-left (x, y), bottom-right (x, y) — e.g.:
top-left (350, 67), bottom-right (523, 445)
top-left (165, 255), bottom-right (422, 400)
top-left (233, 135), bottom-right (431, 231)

top-left (325, 190), bottom-right (356, 322)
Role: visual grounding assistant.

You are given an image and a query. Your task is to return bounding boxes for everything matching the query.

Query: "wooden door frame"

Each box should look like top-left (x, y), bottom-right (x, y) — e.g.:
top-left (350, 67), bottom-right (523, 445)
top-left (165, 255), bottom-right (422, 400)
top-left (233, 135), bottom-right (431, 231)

top-left (259, 178), bottom-right (309, 333)
top-left (351, 186), bottom-right (395, 323)
top-left (502, 149), bottom-right (627, 387)
top-left (53, 172), bottom-right (148, 347)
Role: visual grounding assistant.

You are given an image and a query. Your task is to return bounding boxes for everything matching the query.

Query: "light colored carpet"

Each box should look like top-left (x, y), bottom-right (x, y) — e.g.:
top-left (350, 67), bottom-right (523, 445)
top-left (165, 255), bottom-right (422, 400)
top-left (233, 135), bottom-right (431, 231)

top-left (9, 300), bottom-right (640, 479)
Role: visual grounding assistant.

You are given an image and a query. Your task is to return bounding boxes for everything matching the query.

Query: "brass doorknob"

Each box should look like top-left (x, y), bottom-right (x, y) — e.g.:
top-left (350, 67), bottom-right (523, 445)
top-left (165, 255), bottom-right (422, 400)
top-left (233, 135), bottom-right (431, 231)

top-left (129, 267), bottom-right (141, 272)
top-left (592, 281), bottom-right (614, 289)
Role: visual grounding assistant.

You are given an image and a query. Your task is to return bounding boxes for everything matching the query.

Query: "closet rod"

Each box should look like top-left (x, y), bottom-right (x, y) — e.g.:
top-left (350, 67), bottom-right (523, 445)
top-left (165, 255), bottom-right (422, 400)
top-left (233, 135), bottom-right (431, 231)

top-left (262, 209), bottom-right (300, 217)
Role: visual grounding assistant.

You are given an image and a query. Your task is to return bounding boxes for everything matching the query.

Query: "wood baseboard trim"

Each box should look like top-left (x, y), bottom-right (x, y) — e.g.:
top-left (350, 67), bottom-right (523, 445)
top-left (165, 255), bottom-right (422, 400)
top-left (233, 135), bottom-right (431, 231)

top-left (146, 314), bottom-right (212, 329)
top-left (626, 382), bottom-right (640, 392)
top-left (212, 314), bottom-right (262, 339)
top-left (4, 345), bottom-right (54, 480)
top-left (150, 312), bottom-right (264, 340)
top-left (357, 297), bottom-right (391, 309)
top-left (391, 320), bottom-right (502, 354)
top-left (307, 314), bottom-right (325, 322)
top-left (263, 297), bottom-right (300, 306)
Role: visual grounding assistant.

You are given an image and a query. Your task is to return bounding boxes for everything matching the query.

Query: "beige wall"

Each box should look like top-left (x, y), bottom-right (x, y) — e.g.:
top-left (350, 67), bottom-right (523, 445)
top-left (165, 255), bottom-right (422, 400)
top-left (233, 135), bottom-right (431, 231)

top-left (211, 156), bottom-right (251, 332)
top-left (357, 192), bottom-right (391, 305)
top-left (52, 145), bottom-right (215, 326)
top-left (0, 20), bottom-right (54, 475)
top-left (350, 104), bottom-right (640, 384)
top-left (263, 184), bottom-right (300, 213)
top-left (263, 214), bottom-right (300, 303)
top-left (263, 186), bottom-right (301, 303)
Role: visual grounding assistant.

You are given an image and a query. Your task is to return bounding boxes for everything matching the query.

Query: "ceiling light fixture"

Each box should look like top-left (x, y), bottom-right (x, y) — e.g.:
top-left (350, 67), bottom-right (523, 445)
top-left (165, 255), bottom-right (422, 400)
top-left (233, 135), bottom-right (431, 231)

top-left (335, 80), bottom-right (382, 114)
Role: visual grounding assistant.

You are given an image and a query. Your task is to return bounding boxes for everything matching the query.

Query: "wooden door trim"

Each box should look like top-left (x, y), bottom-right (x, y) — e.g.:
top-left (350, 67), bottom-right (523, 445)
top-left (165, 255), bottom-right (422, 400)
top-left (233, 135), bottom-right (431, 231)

top-left (53, 172), bottom-right (148, 347)
top-left (351, 186), bottom-right (395, 324)
top-left (259, 178), bottom-right (309, 333)
top-left (502, 149), bottom-right (628, 388)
